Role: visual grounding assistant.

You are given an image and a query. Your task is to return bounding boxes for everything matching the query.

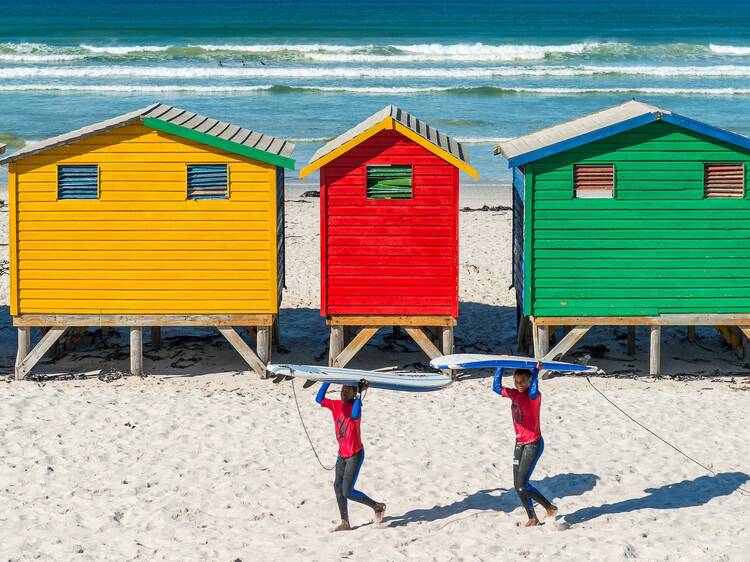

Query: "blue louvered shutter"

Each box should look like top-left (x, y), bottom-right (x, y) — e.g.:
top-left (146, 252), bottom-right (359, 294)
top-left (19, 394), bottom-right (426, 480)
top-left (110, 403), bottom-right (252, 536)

top-left (58, 165), bottom-right (98, 199)
top-left (187, 164), bottom-right (228, 199)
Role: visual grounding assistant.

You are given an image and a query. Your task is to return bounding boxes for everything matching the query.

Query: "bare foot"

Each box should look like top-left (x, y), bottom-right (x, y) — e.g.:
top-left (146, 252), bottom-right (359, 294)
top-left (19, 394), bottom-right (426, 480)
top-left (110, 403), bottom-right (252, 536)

top-left (374, 503), bottom-right (386, 525)
top-left (331, 520), bottom-right (352, 532)
top-left (546, 504), bottom-right (558, 519)
top-left (524, 518), bottom-right (541, 527)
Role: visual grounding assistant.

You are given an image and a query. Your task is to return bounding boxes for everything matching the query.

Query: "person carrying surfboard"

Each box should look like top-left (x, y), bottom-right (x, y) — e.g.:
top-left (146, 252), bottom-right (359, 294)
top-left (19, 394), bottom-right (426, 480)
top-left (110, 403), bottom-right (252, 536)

top-left (316, 378), bottom-right (386, 531)
top-left (493, 363), bottom-right (558, 527)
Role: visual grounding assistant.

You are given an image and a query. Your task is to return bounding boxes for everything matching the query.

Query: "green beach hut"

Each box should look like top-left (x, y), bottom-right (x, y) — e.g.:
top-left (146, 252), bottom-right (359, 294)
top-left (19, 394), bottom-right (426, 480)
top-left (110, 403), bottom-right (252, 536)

top-left (495, 99), bottom-right (750, 374)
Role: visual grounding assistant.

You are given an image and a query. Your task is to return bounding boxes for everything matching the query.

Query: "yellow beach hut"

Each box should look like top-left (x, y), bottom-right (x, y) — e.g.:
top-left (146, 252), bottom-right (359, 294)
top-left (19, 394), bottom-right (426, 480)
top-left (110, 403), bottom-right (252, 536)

top-left (1, 103), bottom-right (295, 379)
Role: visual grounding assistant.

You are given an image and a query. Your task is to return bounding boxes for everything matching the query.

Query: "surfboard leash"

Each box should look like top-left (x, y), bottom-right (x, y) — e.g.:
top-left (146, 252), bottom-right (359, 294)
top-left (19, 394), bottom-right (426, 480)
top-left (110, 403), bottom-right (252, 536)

top-left (585, 375), bottom-right (750, 496)
top-left (290, 377), bottom-right (336, 471)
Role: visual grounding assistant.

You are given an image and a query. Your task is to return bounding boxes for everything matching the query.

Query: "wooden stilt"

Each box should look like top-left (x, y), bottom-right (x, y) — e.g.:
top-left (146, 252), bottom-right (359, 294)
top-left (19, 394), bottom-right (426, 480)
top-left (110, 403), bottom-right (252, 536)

top-left (217, 327), bottom-right (266, 377)
top-left (16, 327), bottom-right (67, 381)
top-left (687, 325), bottom-right (696, 342)
top-left (441, 326), bottom-right (454, 355)
top-left (650, 326), bottom-right (661, 376)
top-left (150, 327), bottom-right (161, 350)
top-left (257, 326), bottom-right (272, 365)
top-left (15, 327), bottom-right (31, 381)
top-left (329, 325), bottom-right (345, 367)
top-left (542, 326), bottom-right (590, 362)
top-left (627, 326), bottom-right (636, 356)
top-left (332, 327), bottom-right (379, 368)
top-left (533, 324), bottom-right (549, 359)
top-left (130, 327), bottom-right (143, 376)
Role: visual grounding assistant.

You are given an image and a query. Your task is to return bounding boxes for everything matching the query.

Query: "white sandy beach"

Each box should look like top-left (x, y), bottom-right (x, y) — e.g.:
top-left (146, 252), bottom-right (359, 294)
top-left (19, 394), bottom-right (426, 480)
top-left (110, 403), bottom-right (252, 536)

top-left (0, 186), bottom-right (748, 561)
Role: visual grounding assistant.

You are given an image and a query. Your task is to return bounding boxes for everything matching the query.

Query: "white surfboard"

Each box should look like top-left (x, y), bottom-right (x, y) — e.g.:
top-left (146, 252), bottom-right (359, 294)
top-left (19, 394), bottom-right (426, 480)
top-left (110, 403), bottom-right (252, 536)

top-left (268, 364), bottom-right (453, 392)
top-left (430, 354), bottom-right (597, 373)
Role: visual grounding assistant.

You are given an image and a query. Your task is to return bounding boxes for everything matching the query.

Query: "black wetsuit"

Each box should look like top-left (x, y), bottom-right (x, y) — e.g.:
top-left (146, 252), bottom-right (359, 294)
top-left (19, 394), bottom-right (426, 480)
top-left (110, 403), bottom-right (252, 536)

top-left (513, 438), bottom-right (553, 519)
top-left (333, 449), bottom-right (377, 520)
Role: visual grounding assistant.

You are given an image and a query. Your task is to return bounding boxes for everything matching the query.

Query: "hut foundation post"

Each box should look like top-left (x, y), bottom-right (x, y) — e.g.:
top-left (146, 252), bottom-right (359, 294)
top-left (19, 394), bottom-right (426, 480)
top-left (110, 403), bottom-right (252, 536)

top-left (15, 327), bottom-right (31, 381)
top-left (15, 327), bottom-right (66, 381)
top-left (533, 324), bottom-right (549, 360)
top-left (257, 326), bottom-right (272, 365)
top-left (150, 327), bottom-right (161, 350)
top-left (649, 326), bottom-right (661, 376)
top-left (627, 326), bottom-right (636, 356)
top-left (329, 326), bottom-right (345, 367)
top-left (130, 327), bottom-right (143, 376)
top-left (441, 326), bottom-right (454, 355)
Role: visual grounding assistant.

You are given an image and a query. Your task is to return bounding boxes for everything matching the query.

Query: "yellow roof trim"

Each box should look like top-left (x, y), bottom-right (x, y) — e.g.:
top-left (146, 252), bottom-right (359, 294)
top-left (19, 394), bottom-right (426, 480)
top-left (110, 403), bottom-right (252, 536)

top-left (299, 117), bottom-right (394, 178)
top-left (392, 122), bottom-right (479, 178)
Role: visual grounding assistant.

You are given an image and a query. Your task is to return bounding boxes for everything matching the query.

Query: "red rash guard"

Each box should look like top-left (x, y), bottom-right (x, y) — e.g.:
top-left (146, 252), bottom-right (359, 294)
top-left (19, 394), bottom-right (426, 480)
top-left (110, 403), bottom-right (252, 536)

top-left (501, 387), bottom-right (542, 444)
top-left (320, 398), bottom-right (364, 458)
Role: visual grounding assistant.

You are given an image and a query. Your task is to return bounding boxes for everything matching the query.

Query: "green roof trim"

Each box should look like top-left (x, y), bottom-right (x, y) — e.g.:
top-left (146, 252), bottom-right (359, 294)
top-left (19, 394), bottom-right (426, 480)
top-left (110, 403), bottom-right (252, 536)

top-left (143, 117), bottom-right (296, 169)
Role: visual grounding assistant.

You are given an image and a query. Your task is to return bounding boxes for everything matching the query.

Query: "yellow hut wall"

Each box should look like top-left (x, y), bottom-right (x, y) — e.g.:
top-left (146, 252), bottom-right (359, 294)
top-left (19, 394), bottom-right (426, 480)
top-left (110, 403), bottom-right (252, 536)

top-left (9, 123), bottom-right (279, 316)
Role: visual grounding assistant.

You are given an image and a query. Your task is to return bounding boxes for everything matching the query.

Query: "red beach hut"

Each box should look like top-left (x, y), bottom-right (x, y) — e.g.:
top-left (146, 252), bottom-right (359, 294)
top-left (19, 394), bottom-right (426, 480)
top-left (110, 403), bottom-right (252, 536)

top-left (300, 105), bottom-right (478, 368)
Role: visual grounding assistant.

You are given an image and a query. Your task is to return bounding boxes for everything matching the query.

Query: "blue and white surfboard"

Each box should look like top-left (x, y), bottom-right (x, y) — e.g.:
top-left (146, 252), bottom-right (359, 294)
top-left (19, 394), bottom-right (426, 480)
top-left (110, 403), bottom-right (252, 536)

top-left (430, 354), bottom-right (597, 373)
top-left (268, 364), bottom-right (453, 392)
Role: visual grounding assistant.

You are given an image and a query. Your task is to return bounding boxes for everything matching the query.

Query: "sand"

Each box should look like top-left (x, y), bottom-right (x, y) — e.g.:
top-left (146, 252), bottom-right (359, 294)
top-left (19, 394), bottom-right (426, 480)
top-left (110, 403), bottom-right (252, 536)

top-left (0, 185), bottom-right (748, 561)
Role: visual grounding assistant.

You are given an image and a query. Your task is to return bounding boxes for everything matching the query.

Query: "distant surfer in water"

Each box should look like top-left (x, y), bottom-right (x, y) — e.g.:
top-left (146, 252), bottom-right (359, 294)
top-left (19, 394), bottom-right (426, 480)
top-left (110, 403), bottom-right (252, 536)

top-left (316, 379), bottom-right (386, 531)
top-left (493, 364), bottom-right (557, 526)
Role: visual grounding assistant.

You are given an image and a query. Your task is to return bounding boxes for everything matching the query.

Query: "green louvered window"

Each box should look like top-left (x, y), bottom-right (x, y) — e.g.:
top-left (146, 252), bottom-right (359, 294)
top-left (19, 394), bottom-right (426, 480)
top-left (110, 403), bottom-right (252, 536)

top-left (57, 165), bottom-right (99, 199)
top-left (366, 165), bottom-right (413, 200)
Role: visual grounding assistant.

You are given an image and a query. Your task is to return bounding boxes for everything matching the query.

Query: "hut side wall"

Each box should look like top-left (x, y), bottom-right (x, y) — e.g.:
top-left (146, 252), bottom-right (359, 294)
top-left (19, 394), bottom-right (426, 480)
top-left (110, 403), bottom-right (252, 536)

top-left (11, 123), bottom-right (279, 315)
top-left (320, 129), bottom-right (459, 317)
top-left (527, 120), bottom-right (750, 317)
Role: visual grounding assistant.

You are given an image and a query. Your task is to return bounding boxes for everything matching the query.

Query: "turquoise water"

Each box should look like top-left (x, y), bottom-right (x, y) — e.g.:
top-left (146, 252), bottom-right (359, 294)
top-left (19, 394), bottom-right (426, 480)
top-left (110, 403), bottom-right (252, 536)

top-left (1, 0), bottom-right (750, 183)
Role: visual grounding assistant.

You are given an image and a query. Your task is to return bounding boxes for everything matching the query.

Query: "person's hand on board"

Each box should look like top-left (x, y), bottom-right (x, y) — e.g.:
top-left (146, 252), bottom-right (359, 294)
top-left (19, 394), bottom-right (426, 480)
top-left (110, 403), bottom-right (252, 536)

top-left (358, 378), bottom-right (369, 393)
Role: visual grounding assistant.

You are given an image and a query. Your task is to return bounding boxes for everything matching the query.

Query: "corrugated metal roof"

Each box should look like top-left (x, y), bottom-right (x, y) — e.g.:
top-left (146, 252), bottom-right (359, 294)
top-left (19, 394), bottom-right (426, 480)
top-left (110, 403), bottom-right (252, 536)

top-left (308, 105), bottom-right (470, 165)
top-left (0, 103), bottom-right (295, 165)
top-left (495, 100), bottom-right (665, 161)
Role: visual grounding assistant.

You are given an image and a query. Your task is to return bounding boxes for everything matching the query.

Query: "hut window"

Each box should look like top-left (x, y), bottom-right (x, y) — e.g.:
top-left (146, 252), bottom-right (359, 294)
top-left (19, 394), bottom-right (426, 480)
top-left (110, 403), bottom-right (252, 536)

top-left (574, 164), bottom-right (614, 198)
top-left (704, 163), bottom-right (745, 198)
top-left (187, 164), bottom-right (228, 199)
top-left (57, 165), bottom-right (99, 199)
top-left (366, 165), bottom-right (413, 199)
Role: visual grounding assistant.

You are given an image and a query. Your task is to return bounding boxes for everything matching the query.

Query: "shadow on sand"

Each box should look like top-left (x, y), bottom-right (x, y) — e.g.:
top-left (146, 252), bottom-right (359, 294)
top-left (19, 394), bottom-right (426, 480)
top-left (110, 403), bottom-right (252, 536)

top-left (564, 472), bottom-right (749, 525)
top-left (384, 472), bottom-right (599, 527)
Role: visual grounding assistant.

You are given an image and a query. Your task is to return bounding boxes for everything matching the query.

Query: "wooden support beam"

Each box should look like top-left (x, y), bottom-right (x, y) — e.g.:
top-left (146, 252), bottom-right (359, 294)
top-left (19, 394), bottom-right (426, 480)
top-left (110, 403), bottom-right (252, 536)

top-left (130, 327), bottom-right (143, 376)
top-left (15, 327), bottom-right (66, 380)
top-left (403, 327), bottom-right (443, 360)
top-left (14, 313), bottom-right (275, 327)
top-left (257, 326), bottom-right (272, 365)
top-left (687, 326), bottom-right (696, 342)
top-left (217, 327), bottom-right (266, 377)
top-left (533, 324), bottom-right (549, 360)
top-left (150, 327), bottom-right (161, 350)
top-left (542, 326), bottom-right (590, 362)
top-left (332, 327), bottom-right (380, 368)
top-left (329, 326), bottom-right (345, 367)
top-left (650, 326), bottom-right (661, 376)
top-left (15, 327), bottom-right (31, 380)
top-left (627, 326), bottom-right (636, 356)
top-left (327, 315), bottom-right (456, 327)
top-left (441, 326), bottom-right (454, 355)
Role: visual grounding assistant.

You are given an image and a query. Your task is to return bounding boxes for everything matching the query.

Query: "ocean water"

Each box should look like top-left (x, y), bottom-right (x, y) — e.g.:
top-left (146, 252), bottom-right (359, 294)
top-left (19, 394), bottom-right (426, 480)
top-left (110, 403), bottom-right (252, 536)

top-left (1, 0), bottom-right (750, 184)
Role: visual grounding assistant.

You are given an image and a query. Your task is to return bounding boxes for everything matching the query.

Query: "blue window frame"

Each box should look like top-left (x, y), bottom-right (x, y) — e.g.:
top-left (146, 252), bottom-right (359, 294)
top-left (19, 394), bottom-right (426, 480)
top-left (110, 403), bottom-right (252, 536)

top-left (57, 165), bottom-right (99, 199)
top-left (187, 164), bottom-right (229, 199)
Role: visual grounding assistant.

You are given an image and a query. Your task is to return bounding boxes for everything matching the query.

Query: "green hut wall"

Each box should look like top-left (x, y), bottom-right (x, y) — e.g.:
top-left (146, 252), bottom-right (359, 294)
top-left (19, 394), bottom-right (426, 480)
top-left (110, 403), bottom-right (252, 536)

top-left (523, 120), bottom-right (750, 318)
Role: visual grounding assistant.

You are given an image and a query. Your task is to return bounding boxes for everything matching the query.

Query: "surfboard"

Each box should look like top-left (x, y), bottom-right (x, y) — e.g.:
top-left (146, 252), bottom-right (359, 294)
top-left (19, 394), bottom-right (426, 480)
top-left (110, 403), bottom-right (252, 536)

top-left (267, 364), bottom-right (453, 392)
top-left (429, 354), bottom-right (597, 373)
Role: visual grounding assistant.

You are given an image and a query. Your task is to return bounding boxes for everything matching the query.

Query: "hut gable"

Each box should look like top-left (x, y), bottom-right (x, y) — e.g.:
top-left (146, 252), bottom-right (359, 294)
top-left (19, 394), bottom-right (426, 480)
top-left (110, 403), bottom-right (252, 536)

top-left (5, 106), bottom-right (295, 317)
top-left (497, 101), bottom-right (750, 319)
top-left (308, 107), bottom-right (475, 318)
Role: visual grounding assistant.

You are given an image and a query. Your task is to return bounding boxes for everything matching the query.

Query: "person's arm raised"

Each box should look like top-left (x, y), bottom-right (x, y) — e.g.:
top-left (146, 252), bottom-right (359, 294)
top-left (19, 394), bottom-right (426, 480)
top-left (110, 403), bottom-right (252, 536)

top-left (315, 382), bottom-right (331, 405)
top-left (492, 368), bottom-right (504, 395)
top-left (529, 362), bottom-right (541, 400)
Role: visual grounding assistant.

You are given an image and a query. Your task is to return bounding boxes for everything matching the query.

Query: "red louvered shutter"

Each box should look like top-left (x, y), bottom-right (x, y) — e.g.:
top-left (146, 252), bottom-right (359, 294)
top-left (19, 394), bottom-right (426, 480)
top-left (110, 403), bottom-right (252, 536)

top-left (704, 163), bottom-right (745, 198)
top-left (574, 165), bottom-right (614, 198)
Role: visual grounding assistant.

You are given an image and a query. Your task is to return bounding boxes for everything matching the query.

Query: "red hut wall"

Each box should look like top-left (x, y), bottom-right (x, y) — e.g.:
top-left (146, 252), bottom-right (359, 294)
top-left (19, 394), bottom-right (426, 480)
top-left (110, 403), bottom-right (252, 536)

top-left (320, 129), bottom-right (459, 317)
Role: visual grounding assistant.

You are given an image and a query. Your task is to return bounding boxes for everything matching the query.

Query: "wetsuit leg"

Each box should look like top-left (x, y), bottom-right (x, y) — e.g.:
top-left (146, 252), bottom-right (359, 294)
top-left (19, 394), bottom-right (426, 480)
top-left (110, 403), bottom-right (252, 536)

top-left (513, 440), bottom-right (552, 519)
top-left (342, 450), bottom-right (377, 509)
top-left (334, 456), bottom-right (348, 520)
